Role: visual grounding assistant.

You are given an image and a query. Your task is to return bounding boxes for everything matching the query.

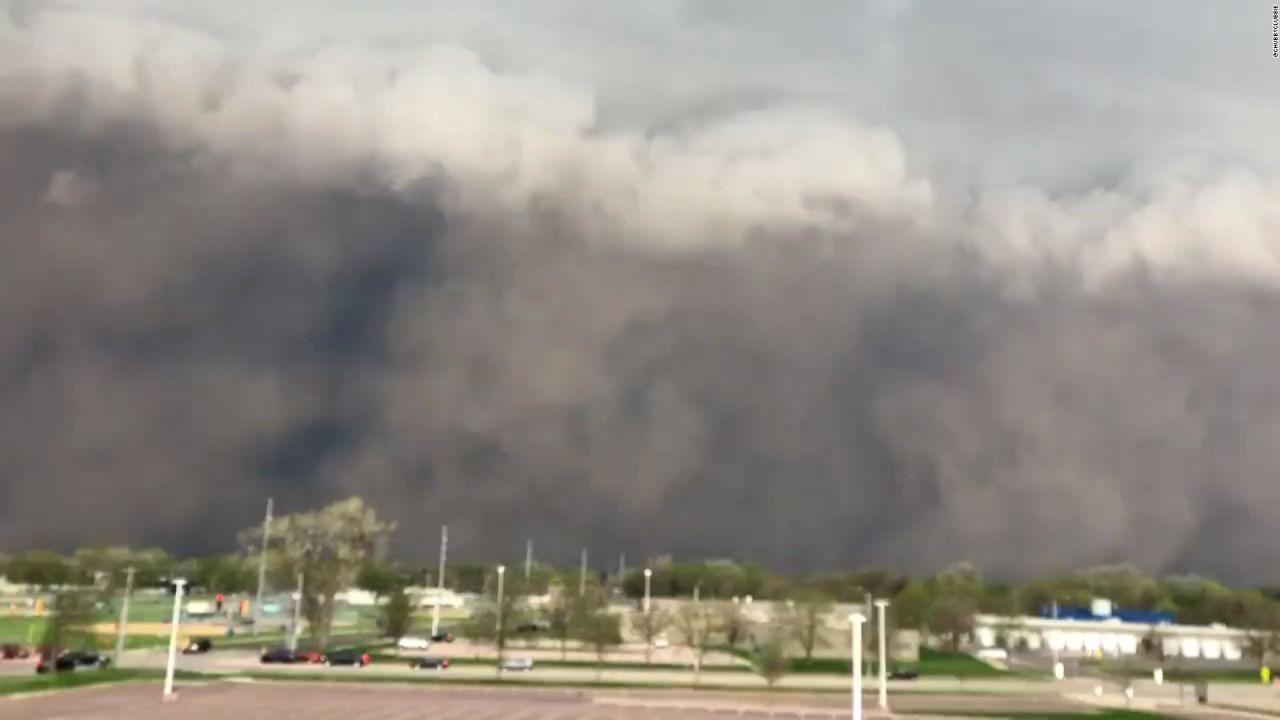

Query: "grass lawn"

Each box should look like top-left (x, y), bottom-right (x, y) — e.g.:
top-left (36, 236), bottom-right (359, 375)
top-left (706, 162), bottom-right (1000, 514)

top-left (721, 646), bottom-right (1010, 678)
top-left (0, 668), bottom-right (154, 697)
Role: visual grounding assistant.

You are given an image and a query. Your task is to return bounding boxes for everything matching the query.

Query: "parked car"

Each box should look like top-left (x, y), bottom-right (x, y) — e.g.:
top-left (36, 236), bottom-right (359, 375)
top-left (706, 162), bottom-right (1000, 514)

top-left (1, 644), bottom-right (30, 660)
top-left (515, 621), bottom-right (550, 634)
top-left (397, 636), bottom-right (430, 651)
top-left (296, 650), bottom-right (324, 664)
top-left (500, 656), bottom-right (534, 672)
top-left (35, 649), bottom-right (109, 674)
top-left (888, 667), bottom-right (919, 680)
top-left (183, 638), bottom-right (213, 654)
top-left (260, 647), bottom-right (298, 664)
top-left (322, 648), bottom-right (371, 667)
top-left (430, 629), bottom-right (455, 643)
top-left (63, 650), bottom-right (109, 668)
top-left (652, 634), bottom-right (670, 649)
top-left (411, 656), bottom-right (451, 670)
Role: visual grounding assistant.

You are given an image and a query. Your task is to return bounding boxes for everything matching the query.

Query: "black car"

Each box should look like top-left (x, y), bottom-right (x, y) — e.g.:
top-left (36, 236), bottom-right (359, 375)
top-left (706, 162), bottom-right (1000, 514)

top-left (411, 656), bottom-right (450, 670)
top-left (888, 667), bottom-right (919, 680)
top-left (430, 629), bottom-right (455, 643)
top-left (515, 621), bottom-right (550, 634)
top-left (183, 638), bottom-right (213, 654)
top-left (260, 647), bottom-right (298, 664)
top-left (322, 648), bottom-right (370, 667)
top-left (36, 650), bottom-right (109, 674)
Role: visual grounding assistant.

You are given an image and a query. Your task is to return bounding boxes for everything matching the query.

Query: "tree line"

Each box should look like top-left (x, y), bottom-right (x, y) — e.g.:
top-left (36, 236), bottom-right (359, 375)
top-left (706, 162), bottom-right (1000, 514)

top-left (5, 497), bottom-right (1280, 646)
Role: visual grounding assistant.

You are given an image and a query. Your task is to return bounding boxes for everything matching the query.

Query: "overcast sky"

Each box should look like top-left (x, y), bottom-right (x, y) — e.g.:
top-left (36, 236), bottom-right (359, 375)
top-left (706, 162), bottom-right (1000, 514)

top-left (2, 1), bottom-right (1279, 580)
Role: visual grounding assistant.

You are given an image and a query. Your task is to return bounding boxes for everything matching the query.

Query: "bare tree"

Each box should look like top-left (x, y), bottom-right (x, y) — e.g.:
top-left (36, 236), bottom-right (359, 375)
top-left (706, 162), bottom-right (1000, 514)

top-left (716, 601), bottom-right (748, 648)
top-left (784, 592), bottom-right (833, 661)
top-left (673, 603), bottom-right (715, 684)
top-left (631, 607), bottom-right (671, 664)
top-left (753, 627), bottom-right (790, 688)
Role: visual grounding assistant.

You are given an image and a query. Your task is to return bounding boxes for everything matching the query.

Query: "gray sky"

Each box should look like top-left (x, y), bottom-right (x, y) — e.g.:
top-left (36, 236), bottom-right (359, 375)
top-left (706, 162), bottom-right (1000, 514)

top-left (2, 0), bottom-right (1279, 580)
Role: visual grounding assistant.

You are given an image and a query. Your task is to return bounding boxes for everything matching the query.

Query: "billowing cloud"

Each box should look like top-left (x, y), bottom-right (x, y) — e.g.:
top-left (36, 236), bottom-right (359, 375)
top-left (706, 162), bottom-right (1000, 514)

top-left (2, 0), bottom-right (1279, 580)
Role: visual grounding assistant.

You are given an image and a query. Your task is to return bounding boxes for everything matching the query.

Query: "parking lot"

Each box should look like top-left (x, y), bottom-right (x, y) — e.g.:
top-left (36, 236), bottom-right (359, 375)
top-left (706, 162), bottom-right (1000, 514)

top-left (6, 679), bottom-right (1110, 719)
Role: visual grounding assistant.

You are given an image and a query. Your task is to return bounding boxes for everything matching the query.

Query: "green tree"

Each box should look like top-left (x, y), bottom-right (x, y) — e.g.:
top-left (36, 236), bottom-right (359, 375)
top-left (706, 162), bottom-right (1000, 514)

top-left (7, 550), bottom-right (82, 587)
top-left (357, 560), bottom-right (414, 598)
top-left (631, 607), bottom-right (671, 664)
top-left (891, 581), bottom-right (933, 630)
top-left (378, 589), bottom-right (414, 641)
top-left (926, 593), bottom-right (977, 651)
top-left (753, 627), bottom-right (790, 687)
top-left (39, 589), bottom-right (100, 659)
top-left (239, 497), bottom-right (395, 648)
top-left (577, 610), bottom-right (623, 679)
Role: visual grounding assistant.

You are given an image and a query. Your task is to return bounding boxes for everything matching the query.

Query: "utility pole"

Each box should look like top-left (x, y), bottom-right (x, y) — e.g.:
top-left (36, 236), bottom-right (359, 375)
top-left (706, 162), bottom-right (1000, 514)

top-left (114, 567), bottom-right (135, 665)
top-left (288, 572), bottom-right (304, 653)
top-left (252, 497), bottom-right (273, 636)
top-left (432, 525), bottom-right (448, 637)
top-left (578, 547), bottom-right (588, 597)
top-left (864, 591), bottom-right (874, 678)
top-left (495, 565), bottom-right (506, 676)
top-left (619, 553), bottom-right (626, 580)
top-left (525, 538), bottom-right (533, 581)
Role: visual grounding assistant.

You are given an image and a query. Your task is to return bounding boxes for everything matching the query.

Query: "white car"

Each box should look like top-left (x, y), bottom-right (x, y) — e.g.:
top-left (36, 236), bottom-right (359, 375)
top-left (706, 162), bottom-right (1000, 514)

top-left (397, 636), bottom-right (431, 651)
top-left (652, 634), bottom-right (670, 649)
top-left (500, 656), bottom-right (534, 672)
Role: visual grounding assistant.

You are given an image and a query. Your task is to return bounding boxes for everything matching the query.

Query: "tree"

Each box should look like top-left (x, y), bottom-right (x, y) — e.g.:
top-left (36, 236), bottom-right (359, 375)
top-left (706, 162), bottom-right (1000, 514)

top-left (39, 589), bottom-right (100, 659)
top-left (631, 607), bottom-right (671, 664)
top-left (716, 601), bottom-right (748, 647)
top-left (6, 550), bottom-right (82, 588)
top-left (891, 581), bottom-right (933, 630)
top-left (357, 561), bottom-right (414, 598)
top-left (185, 553), bottom-right (254, 594)
top-left (753, 627), bottom-right (790, 688)
top-left (239, 497), bottom-right (395, 648)
top-left (672, 603), bottom-right (715, 683)
top-left (926, 594), bottom-right (977, 651)
top-left (785, 592), bottom-right (833, 660)
top-left (378, 589), bottom-right (414, 641)
top-left (577, 610), bottom-right (623, 679)
top-left (549, 593), bottom-right (594, 660)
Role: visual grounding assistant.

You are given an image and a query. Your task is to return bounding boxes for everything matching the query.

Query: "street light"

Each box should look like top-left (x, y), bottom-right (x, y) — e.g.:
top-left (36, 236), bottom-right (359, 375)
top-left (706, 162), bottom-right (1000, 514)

top-left (874, 599), bottom-right (890, 710)
top-left (849, 612), bottom-right (866, 720)
top-left (163, 579), bottom-right (187, 701)
top-left (643, 568), bottom-right (653, 614)
top-left (496, 565), bottom-right (506, 676)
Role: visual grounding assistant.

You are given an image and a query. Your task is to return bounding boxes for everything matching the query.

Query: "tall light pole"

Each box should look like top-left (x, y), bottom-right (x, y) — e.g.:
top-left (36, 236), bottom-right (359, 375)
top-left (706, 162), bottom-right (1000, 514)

top-left (252, 497), bottom-right (273, 636)
top-left (495, 565), bottom-right (506, 675)
top-left (874, 599), bottom-right (890, 710)
top-left (849, 612), bottom-right (866, 720)
top-left (163, 579), bottom-right (187, 701)
top-left (431, 525), bottom-right (448, 637)
top-left (578, 548), bottom-right (588, 597)
top-left (524, 539), bottom-right (533, 581)
top-left (288, 572), bottom-right (304, 653)
top-left (114, 566), bottom-right (135, 665)
top-left (643, 568), bottom-right (653, 614)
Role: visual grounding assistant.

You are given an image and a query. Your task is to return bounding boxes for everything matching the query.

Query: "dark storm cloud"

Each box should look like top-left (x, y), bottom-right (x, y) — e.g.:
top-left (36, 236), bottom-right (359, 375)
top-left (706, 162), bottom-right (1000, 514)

top-left (2, 1), bottom-right (1279, 581)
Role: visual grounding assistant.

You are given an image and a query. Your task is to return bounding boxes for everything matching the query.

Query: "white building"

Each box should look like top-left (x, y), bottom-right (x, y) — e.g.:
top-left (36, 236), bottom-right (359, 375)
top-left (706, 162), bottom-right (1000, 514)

top-left (972, 612), bottom-right (1250, 661)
